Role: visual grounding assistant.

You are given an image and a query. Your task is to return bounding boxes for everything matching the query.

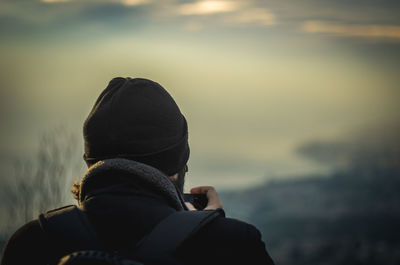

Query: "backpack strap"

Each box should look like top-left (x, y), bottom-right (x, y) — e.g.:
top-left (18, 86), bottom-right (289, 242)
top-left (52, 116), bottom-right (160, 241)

top-left (132, 209), bottom-right (224, 264)
top-left (38, 205), bottom-right (101, 250)
top-left (39, 205), bottom-right (224, 265)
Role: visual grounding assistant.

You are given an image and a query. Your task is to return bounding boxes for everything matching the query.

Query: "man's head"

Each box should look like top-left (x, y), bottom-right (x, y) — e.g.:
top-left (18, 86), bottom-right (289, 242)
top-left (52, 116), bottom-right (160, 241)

top-left (82, 77), bottom-right (189, 191)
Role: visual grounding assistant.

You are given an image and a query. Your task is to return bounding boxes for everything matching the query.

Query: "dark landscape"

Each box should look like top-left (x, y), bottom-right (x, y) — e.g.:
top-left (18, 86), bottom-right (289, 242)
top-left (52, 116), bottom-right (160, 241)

top-left (221, 127), bottom-right (400, 264)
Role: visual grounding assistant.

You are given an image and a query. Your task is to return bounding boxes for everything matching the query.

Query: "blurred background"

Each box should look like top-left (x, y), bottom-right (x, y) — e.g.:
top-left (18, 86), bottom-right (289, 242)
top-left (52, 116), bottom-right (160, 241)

top-left (0, 0), bottom-right (399, 264)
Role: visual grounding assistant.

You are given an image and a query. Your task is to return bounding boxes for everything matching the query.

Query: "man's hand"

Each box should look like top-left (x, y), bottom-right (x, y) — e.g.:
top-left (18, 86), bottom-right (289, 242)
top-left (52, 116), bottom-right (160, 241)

top-left (187, 186), bottom-right (223, 211)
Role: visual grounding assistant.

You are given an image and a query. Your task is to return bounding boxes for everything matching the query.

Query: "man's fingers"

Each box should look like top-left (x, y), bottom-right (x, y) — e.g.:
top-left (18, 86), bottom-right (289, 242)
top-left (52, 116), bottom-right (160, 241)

top-left (190, 186), bottom-right (215, 194)
top-left (185, 202), bottom-right (197, 211)
top-left (190, 186), bottom-right (223, 210)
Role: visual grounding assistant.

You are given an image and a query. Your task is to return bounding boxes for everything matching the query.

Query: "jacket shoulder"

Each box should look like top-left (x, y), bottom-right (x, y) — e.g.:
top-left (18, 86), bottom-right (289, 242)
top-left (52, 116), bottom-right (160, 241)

top-left (1, 219), bottom-right (63, 265)
top-left (177, 215), bottom-right (275, 265)
top-left (205, 215), bottom-right (264, 242)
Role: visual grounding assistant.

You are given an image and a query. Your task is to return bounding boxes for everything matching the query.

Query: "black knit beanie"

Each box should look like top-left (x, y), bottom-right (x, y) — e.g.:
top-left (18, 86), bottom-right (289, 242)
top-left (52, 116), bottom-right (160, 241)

top-left (83, 77), bottom-right (190, 176)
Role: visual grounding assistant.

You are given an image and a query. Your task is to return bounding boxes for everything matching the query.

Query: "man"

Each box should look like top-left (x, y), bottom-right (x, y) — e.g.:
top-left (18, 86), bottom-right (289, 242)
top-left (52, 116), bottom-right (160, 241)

top-left (1, 77), bottom-right (275, 265)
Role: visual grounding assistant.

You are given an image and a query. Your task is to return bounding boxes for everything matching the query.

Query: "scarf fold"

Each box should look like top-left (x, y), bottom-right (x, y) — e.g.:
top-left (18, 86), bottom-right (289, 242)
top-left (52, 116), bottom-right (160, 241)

top-left (79, 158), bottom-right (187, 211)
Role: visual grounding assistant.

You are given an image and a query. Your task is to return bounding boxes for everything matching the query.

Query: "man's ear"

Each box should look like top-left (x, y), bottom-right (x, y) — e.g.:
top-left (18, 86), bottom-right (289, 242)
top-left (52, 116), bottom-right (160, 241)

top-left (169, 171), bottom-right (185, 194)
top-left (169, 173), bottom-right (178, 181)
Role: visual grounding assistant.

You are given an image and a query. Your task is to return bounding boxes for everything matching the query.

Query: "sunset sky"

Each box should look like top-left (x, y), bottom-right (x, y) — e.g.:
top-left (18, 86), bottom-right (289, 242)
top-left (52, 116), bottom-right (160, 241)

top-left (1, 0), bottom-right (399, 190)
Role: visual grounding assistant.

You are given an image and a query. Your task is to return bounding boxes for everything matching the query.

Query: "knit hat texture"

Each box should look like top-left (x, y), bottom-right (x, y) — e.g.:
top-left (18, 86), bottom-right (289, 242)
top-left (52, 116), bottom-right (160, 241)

top-left (83, 77), bottom-right (189, 176)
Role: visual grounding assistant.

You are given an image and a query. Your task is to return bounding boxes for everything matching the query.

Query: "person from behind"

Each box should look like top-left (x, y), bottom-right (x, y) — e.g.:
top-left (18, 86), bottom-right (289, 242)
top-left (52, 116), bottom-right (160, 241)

top-left (1, 77), bottom-right (275, 265)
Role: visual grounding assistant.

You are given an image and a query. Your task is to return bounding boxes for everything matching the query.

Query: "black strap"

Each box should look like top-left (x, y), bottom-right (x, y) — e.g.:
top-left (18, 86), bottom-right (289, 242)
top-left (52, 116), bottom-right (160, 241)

top-left (39, 205), bottom-right (223, 265)
top-left (133, 209), bottom-right (223, 264)
top-left (38, 205), bottom-right (101, 250)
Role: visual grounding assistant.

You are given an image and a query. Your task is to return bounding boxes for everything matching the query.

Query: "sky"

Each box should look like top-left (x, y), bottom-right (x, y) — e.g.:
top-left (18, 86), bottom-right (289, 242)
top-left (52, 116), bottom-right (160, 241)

top-left (0, 0), bottom-right (399, 190)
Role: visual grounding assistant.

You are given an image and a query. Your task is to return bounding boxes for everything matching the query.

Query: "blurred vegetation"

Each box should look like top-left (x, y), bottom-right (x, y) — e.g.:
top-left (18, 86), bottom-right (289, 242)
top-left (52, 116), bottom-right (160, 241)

top-left (0, 128), bottom-right (83, 251)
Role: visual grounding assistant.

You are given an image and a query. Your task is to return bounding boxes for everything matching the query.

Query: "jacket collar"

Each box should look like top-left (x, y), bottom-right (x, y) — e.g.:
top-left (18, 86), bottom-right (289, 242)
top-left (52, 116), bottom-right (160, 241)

top-left (79, 158), bottom-right (187, 211)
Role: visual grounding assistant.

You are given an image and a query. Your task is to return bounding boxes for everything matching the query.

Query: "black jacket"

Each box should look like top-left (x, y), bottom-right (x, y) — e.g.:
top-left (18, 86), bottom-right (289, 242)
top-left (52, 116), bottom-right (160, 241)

top-left (1, 159), bottom-right (275, 265)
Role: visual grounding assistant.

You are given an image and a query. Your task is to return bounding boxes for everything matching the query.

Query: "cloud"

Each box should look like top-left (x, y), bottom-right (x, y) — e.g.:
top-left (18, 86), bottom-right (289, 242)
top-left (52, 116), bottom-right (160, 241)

top-left (302, 21), bottom-right (400, 40)
top-left (40, 0), bottom-right (151, 5)
top-left (223, 8), bottom-right (275, 26)
top-left (177, 0), bottom-right (241, 15)
top-left (41, 0), bottom-right (71, 3)
top-left (118, 0), bottom-right (152, 6)
top-left (175, 1), bottom-right (276, 30)
top-left (297, 120), bottom-right (400, 170)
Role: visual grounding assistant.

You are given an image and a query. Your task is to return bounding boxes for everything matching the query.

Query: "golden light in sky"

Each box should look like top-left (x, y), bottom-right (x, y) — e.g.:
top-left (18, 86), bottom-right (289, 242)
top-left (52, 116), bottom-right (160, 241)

top-left (120, 0), bottom-right (151, 6)
top-left (178, 0), bottom-right (241, 15)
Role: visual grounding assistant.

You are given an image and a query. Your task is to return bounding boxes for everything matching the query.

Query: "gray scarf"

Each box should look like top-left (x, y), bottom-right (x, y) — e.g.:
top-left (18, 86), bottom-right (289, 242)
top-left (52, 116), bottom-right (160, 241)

top-left (79, 158), bottom-right (187, 211)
